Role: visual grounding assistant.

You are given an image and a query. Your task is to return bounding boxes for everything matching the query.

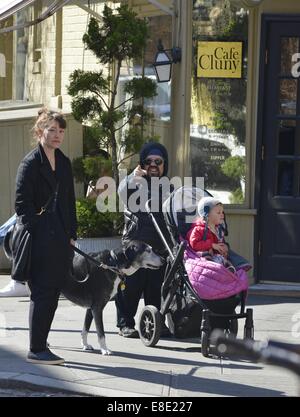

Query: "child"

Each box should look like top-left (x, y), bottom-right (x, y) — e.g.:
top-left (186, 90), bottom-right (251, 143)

top-left (186, 197), bottom-right (236, 273)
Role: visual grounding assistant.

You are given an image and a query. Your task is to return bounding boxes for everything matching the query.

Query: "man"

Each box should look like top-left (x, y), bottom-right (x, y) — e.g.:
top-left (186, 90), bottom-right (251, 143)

top-left (116, 142), bottom-right (171, 337)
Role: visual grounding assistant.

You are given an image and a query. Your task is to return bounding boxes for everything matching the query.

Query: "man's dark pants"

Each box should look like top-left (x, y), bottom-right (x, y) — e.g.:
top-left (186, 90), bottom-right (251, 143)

top-left (116, 265), bottom-right (166, 329)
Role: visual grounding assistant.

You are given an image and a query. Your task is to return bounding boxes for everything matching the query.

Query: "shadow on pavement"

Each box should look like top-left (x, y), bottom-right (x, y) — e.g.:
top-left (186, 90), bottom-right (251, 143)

top-left (64, 360), bottom-right (286, 397)
top-left (0, 345), bottom-right (84, 396)
top-left (50, 345), bottom-right (262, 371)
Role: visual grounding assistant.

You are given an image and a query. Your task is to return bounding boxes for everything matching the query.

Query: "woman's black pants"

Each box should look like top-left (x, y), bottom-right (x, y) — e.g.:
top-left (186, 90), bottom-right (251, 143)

top-left (28, 282), bottom-right (61, 353)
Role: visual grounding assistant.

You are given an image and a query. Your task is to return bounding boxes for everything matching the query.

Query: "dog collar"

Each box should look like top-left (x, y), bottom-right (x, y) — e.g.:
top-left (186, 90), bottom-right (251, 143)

top-left (109, 250), bottom-right (126, 281)
top-left (109, 250), bottom-right (118, 265)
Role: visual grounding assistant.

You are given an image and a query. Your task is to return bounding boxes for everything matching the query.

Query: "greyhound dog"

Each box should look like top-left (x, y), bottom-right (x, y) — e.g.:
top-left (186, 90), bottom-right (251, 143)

top-left (4, 233), bottom-right (164, 355)
top-left (61, 240), bottom-right (163, 355)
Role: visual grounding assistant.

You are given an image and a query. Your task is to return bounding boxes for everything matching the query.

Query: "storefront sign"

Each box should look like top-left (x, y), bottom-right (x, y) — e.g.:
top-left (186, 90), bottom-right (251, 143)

top-left (0, 53), bottom-right (6, 77)
top-left (197, 42), bottom-right (242, 78)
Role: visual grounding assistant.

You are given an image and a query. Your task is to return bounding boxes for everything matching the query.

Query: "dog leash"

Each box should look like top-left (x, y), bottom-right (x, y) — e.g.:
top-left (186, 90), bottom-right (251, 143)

top-left (72, 245), bottom-right (126, 284)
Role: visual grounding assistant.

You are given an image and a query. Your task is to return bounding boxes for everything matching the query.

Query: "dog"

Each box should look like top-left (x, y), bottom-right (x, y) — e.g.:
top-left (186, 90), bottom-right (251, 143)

top-left (62, 240), bottom-right (164, 355)
top-left (4, 234), bottom-right (164, 355)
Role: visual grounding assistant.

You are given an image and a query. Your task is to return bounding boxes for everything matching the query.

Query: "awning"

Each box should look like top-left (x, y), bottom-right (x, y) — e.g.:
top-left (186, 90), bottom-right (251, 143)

top-left (0, 0), bottom-right (71, 33)
top-left (0, 0), bottom-right (38, 21)
top-left (0, 1), bottom-right (174, 33)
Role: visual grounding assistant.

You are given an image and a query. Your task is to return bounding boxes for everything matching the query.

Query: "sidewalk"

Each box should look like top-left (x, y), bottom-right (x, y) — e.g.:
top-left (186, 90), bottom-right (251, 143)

top-left (0, 275), bottom-right (299, 397)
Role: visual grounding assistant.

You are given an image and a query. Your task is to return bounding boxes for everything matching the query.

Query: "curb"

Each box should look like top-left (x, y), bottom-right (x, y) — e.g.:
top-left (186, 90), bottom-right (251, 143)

top-left (249, 284), bottom-right (300, 298)
top-left (0, 378), bottom-right (88, 397)
top-left (0, 374), bottom-right (158, 398)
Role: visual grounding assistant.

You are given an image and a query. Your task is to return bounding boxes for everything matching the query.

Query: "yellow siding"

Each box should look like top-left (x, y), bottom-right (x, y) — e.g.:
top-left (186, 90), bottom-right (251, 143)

top-left (0, 18), bottom-right (13, 100)
top-left (61, 2), bottom-right (109, 110)
top-left (260, 0), bottom-right (300, 13)
top-left (25, 4), bottom-right (57, 106)
top-left (225, 212), bottom-right (255, 280)
top-left (24, 1), bottom-right (116, 110)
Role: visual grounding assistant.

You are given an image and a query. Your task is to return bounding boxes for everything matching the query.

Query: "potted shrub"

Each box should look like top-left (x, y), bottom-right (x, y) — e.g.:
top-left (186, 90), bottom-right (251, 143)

top-left (75, 197), bottom-right (124, 253)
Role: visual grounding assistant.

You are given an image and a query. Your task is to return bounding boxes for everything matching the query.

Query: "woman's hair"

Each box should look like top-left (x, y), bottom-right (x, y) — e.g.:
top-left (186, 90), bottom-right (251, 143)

top-left (32, 107), bottom-right (67, 141)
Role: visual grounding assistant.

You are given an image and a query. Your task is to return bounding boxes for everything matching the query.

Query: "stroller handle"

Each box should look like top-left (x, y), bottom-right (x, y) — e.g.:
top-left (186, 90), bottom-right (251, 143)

top-left (145, 199), bottom-right (151, 214)
top-left (145, 198), bottom-right (174, 258)
top-left (211, 329), bottom-right (300, 378)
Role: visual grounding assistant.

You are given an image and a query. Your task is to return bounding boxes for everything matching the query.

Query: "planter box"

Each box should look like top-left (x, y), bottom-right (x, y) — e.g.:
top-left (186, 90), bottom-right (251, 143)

top-left (75, 236), bottom-right (122, 254)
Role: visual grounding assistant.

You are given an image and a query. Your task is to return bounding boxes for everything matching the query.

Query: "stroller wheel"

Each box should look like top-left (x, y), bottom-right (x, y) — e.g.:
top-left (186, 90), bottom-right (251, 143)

top-left (201, 330), bottom-right (210, 357)
top-left (244, 308), bottom-right (254, 340)
top-left (138, 305), bottom-right (162, 347)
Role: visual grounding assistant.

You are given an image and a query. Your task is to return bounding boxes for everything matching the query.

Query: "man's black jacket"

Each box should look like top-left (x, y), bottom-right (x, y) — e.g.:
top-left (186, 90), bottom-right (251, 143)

top-left (118, 172), bottom-right (172, 254)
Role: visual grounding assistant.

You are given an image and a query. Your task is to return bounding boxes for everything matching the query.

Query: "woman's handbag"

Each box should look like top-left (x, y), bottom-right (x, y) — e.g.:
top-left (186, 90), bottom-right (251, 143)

top-left (9, 220), bottom-right (32, 282)
top-left (5, 185), bottom-right (59, 282)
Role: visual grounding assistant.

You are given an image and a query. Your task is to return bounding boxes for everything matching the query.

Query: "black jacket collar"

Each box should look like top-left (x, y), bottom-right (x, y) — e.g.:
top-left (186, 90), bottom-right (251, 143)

top-left (38, 143), bottom-right (63, 191)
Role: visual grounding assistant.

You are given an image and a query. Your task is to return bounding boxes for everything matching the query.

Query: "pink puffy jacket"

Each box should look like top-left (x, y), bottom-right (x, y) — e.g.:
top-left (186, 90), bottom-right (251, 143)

top-left (184, 246), bottom-right (249, 300)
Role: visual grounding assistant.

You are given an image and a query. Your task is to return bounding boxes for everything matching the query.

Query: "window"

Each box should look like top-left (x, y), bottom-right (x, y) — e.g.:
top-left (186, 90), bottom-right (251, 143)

top-left (0, 17), bottom-right (13, 101)
top-left (121, 15), bottom-right (172, 121)
top-left (191, 0), bottom-right (248, 204)
top-left (32, 0), bottom-right (41, 73)
top-left (117, 14), bottom-right (172, 169)
top-left (15, 8), bottom-right (29, 100)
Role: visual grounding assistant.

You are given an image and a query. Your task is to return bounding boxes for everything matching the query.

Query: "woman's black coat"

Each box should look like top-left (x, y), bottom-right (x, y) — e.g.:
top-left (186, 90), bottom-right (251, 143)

top-left (15, 144), bottom-right (77, 287)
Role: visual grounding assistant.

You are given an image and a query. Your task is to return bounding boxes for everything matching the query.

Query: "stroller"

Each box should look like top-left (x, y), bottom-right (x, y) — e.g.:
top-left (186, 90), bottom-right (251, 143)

top-left (137, 186), bottom-right (254, 357)
top-left (0, 214), bottom-right (16, 247)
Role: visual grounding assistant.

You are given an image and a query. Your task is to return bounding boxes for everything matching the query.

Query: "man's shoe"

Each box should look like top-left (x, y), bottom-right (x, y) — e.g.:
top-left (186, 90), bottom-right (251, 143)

top-left (161, 324), bottom-right (171, 338)
top-left (118, 327), bottom-right (139, 338)
top-left (0, 280), bottom-right (29, 297)
top-left (27, 349), bottom-right (65, 365)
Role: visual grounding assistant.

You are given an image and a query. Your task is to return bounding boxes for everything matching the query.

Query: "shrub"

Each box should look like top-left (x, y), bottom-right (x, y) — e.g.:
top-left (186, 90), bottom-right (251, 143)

top-left (76, 198), bottom-right (123, 238)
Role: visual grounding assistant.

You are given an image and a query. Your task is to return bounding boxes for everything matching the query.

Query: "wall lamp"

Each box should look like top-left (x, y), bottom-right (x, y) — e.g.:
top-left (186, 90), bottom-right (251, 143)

top-left (153, 39), bottom-right (181, 83)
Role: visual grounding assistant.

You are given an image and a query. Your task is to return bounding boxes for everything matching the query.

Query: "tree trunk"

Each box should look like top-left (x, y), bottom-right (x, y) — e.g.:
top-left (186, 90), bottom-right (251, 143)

top-left (111, 133), bottom-right (119, 188)
top-left (110, 60), bottom-right (122, 188)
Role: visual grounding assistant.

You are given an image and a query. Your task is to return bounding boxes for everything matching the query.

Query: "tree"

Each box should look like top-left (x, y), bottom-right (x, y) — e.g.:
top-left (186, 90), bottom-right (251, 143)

top-left (67, 4), bottom-right (157, 186)
top-left (221, 156), bottom-right (246, 203)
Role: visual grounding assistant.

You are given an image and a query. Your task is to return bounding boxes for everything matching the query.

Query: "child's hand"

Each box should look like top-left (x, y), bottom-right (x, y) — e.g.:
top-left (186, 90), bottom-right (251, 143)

top-left (219, 243), bottom-right (229, 257)
top-left (212, 243), bottom-right (228, 256)
top-left (196, 251), bottom-right (213, 261)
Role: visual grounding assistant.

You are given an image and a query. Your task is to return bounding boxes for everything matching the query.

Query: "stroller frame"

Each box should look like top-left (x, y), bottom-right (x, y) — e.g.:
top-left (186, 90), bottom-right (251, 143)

top-left (138, 197), bottom-right (254, 357)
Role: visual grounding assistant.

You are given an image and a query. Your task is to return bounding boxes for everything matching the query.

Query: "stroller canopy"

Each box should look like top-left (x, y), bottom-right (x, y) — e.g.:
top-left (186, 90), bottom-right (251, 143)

top-left (163, 186), bottom-right (211, 239)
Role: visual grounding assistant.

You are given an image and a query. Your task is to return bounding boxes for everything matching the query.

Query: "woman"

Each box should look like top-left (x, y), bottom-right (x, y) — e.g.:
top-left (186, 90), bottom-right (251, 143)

top-left (15, 108), bottom-right (77, 365)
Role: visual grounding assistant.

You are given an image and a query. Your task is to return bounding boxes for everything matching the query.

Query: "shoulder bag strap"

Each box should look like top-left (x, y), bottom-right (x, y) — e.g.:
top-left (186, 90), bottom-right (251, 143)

top-left (37, 183), bottom-right (59, 216)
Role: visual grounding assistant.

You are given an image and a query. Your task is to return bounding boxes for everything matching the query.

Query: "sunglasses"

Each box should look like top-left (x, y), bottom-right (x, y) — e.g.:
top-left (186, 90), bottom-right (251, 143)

top-left (144, 158), bottom-right (164, 166)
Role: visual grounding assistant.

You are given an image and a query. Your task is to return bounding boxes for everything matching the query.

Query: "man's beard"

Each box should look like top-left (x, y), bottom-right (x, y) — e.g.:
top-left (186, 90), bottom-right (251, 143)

top-left (147, 168), bottom-right (160, 177)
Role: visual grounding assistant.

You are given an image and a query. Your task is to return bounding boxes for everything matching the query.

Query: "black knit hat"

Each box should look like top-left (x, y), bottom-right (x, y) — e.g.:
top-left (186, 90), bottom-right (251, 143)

top-left (140, 142), bottom-right (168, 176)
